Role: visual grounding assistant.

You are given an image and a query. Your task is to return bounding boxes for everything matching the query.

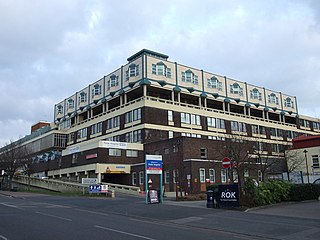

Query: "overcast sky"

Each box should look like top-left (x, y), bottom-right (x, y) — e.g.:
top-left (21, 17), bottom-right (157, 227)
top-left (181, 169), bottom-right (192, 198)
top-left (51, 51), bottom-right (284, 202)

top-left (1, 0), bottom-right (320, 146)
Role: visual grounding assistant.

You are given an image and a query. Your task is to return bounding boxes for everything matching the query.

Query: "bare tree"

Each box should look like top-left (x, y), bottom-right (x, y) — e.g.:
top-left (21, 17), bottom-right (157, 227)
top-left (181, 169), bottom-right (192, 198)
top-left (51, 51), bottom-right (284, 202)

top-left (213, 134), bottom-right (256, 194)
top-left (285, 149), bottom-right (305, 181)
top-left (0, 141), bottom-right (30, 190)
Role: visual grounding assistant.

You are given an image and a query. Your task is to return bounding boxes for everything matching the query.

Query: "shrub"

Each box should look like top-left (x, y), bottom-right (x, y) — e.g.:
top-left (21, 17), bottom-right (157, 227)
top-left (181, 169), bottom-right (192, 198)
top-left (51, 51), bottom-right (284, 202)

top-left (289, 184), bottom-right (320, 201)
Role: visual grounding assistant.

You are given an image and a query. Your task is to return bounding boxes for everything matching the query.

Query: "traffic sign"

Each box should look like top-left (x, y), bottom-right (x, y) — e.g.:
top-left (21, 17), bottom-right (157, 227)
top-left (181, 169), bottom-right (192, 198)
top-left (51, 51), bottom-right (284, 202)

top-left (222, 157), bottom-right (231, 169)
top-left (89, 185), bottom-right (102, 193)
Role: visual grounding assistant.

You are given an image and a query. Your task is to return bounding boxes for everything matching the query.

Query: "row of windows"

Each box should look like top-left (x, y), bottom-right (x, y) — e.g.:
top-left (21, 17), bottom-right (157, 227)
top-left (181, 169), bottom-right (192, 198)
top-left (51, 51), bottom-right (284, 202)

top-left (125, 130), bottom-right (142, 143)
top-left (207, 117), bottom-right (226, 129)
top-left (181, 70), bottom-right (198, 85)
top-left (108, 148), bottom-right (138, 157)
top-left (312, 155), bottom-right (320, 169)
top-left (231, 121), bottom-right (247, 132)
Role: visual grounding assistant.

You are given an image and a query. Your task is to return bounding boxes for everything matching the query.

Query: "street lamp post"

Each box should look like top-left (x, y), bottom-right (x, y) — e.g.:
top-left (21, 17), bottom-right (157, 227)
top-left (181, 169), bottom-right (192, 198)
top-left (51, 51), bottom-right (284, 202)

top-left (303, 149), bottom-right (310, 184)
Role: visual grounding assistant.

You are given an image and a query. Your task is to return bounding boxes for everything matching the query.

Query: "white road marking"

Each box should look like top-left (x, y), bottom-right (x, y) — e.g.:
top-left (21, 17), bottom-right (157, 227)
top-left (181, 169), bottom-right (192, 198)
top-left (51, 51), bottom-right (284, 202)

top-left (36, 211), bottom-right (72, 221)
top-left (94, 225), bottom-right (156, 240)
top-left (0, 203), bottom-right (22, 209)
top-left (0, 235), bottom-right (8, 240)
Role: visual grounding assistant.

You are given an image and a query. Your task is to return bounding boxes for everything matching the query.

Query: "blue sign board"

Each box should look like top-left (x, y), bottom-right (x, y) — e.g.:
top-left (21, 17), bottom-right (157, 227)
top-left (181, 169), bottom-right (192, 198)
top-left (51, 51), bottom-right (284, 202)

top-left (89, 185), bottom-right (102, 193)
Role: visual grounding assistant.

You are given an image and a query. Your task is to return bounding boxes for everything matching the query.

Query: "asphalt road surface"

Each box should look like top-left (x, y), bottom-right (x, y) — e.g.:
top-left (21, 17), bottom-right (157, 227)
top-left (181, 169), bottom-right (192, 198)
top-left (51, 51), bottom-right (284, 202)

top-left (0, 192), bottom-right (319, 240)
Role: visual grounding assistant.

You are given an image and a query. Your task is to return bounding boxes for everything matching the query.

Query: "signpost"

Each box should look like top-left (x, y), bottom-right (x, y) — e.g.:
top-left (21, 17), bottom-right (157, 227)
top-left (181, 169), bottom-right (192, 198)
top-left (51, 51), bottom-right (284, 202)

top-left (145, 155), bottom-right (163, 204)
top-left (82, 178), bottom-right (98, 185)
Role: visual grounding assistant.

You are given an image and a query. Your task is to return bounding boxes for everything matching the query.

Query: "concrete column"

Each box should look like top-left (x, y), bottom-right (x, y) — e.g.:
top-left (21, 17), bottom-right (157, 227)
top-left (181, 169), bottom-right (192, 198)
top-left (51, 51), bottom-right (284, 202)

top-left (263, 111), bottom-right (265, 119)
top-left (244, 107), bottom-right (247, 115)
top-left (199, 97), bottom-right (201, 107)
top-left (204, 98), bottom-right (207, 108)
top-left (227, 103), bottom-right (230, 112)
top-left (124, 94), bottom-right (127, 104)
top-left (105, 102), bottom-right (109, 112)
top-left (177, 92), bottom-right (181, 102)
top-left (120, 96), bottom-right (123, 105)
top-left (279, 114), bottom-right (282, 122)
top-left (248, 108), bottom-right (251, 116)
top-left (143, 85), bottom-right (147, 96)
top-left (97, 173), bottom-right (101, 183)
top-left (172, 91), bottom-right (175, 102)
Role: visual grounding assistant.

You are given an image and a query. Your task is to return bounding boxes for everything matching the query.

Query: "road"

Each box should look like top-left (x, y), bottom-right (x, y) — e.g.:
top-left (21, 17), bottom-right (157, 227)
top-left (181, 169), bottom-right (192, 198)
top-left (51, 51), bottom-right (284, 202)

top-left (0, 191), bottom-right (319, 240)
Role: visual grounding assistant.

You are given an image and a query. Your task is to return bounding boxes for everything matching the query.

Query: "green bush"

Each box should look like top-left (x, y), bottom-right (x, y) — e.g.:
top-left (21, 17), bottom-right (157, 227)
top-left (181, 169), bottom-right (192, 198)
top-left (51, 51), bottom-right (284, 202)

top-left (289, 184), bottom-right (320, 201)
top-left (241, 178), bottom-right (292, 207)
top-left (206, 184), bottom-right (219, 191)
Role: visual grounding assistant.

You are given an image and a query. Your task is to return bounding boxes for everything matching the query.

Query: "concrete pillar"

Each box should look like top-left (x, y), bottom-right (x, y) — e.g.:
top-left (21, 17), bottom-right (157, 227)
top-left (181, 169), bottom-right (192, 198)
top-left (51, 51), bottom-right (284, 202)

top-left (198, 97), bottom-right (201, 107)
top-left (177, 92), bottom-right (181, 102)
top-left (120, 96), bottom-right (123, 105)
top-left (204, 98), bottom-right (207, 108)
top-left (143, 85), bottom-right (147, 96)
top-left (124, 94), bottom-right (127, 104)
top-left (97, 173), bottom-right (101, 183)
top-left (172, 91), bottom-right (175, 102)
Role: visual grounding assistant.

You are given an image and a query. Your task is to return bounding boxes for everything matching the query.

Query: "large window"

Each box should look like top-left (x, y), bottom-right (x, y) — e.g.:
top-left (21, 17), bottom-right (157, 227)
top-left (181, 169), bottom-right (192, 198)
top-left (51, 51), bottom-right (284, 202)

top-left (67, 99), bottom-right (74, 109)
top-left (92, 84), bottom-right (102, 97)
top-left (79, 92), bottom-right (87, 103)
top-left (107, 116), bottom-right (120, 129)
top-left (268, 93), bottom-right (279, 105)
top-left (199, 168), bottom-right (205, 183)
top-left (168, 110), bottom-right (173, 122)
top-left (231, 121), bottom-right (246, 132)
top-left (57, 105), bottom-right (63, 114)
top-left (107, 75), bottom-right (119, 89)
top-left (139, 171), bottom-right (144, 185)
top-left (109, 148), bottom-right (121, 156)
top-left (181, 70), bottom-right (198, 85)
top-left (207, 76), bottom-right (222, 91)
top-left (126, 64), bottom-right (139, 80)
top-left (221, 169), bottom-right (227, 183)
top-left (132, 172), bottom-right (137, 185)
top-left (250, 88), bottom-right (262, 100)
top-left (181, 113), bottom-right (200, 125)
top-left (152, 62), bottom-right (171, 78)
top-left (284, 97), bottom-right (294, 108)
top-left (125, 108), bottom-right (141, 124)
top-left (208, 117), bottom-right (226, 129)
top-left (125, 130), bottom-right (142, 143)
top-left (209, 169), bottom-right (215, 183)
top-left (252, 125), bottom-right (266, 135)
top-left (126, 150), bottom-right (138, 157)
top-left (230, 83), bottom-right (243, 96)
top-left (77, 128), bottom-right (87, 139)
top-left (91, 122), bottom-right (102, 135)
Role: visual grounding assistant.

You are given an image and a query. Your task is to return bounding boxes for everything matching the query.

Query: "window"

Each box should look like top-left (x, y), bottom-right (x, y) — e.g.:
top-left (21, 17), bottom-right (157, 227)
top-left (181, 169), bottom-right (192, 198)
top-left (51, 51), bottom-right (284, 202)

top-left (207, 117), bottom-right (216, 128)
top-left (126, 64), bottom-right (139, 80)
top-left (109, 148), bottom-right (121, 156)
top-left (79, 92), bottom-right (87, 103)
top-left (217, 119), bottom-right (225, 129)
top-left (107, 75), bottom-right (119, 89)
top-left (181, 113), bottom-right (200, 125)
top-left (207, 76), bottom-right (222, 91)
top-left (125, 130), bottom-right (142, 143)
top-left (139, 171), bottom-right (144, 185)
top-left (181, 70), bottom-right (198, 85)
top-left (284, 97), bottom-right (294, 108)
top-left (230, 83), bottom-right (243, 96)
top-left (72, 153), bottom-right (78, 164)
top-left (151, 62), bottom-right (171, 78)
top-left (92, 84), bottom-right (102, 97)
top-left (173, 169), bottom-right (178, 183)
top-left (126, 150), bottom-right (138, 157)
top-left (268, 93), bottom-right (279, 105)
top-left (67, 99), bottom-right (74, 109)
top-left (107, 116), bottom-right (120, 129)
top-left (57, 105), bottom-right (63, 114)
top-left (231, 121), bottom-right (246, 132)
top-left (132, 172), bottom-right (137, 185)
top-left (221, 169), bottom-right (227, 183)
top-left (200, 148), bottom-right (207, 159)
top-left (209, 169), bottom-right (215, 183)
top-left (164, 170), bottom-right (170, 184)
top-left (164, 148), bottom-right (169, 154)
top-left (168, 131), bottom-right (173, 139)
top-left (168, 110), bottom-right (173, 122)
top-left (312, 155), bottom-right (319, 169)
top-left (250, 88), bottom-right (262, 100)
top-left (77, 128), bottom-right (87, 139)
top-left (91, 122), bottom-right (102, 135)
top-left (125, 109), bottom-right (141, 124)
top-left (199, 168), bottom-right (205, 183)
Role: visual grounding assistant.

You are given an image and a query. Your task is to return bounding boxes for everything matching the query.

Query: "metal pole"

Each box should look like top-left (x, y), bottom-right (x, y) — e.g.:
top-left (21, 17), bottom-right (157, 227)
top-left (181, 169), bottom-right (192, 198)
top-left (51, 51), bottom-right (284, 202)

top-left (304, 149), bottom-right (310, 184)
